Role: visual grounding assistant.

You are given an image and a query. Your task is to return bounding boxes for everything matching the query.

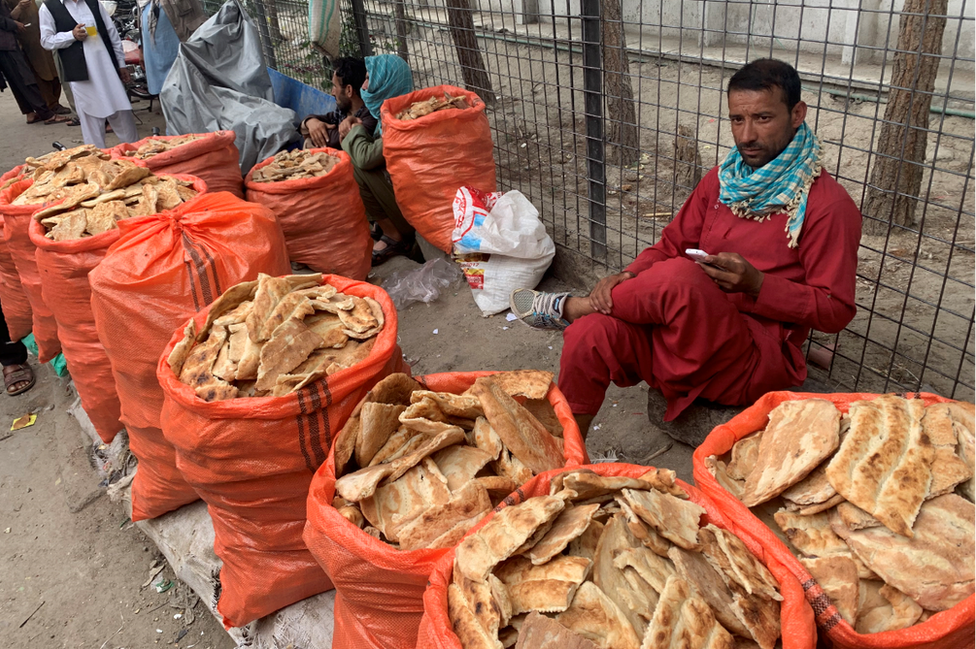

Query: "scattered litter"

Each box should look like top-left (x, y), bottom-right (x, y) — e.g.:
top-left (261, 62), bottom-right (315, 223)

top-left (4, 527), bottom-right (9, 533)
top-left (154, 579), bottom-right (174, 593)
top-left (157, 629), bottom-right (163, 633)
top-left (174, 613), bottom-right (182, 619)
top-left (10, 414), bottom-right (36, 431)
top-left (432, 329), bottom-right (439, 335)
top-left (591, 424), bottom-right (601, 431)
top-left (381, 258), bottom-right (461, 310)
top-left (505, 313), bottom-right (518, 322)
top-left (641, 442), bottom-right (673, 464)
top-left (502, 326), bottom-right (509, 330)
top-left (142, 563), bottom-right (165, 588)
top-left (548, 346), bottom-right (552, 350)
top-left (175, 629), bottom-right (188, 643)
top-left (591, 448), bottom-right (618, 463)
top-left (612, 403), bottom-right (618, 407)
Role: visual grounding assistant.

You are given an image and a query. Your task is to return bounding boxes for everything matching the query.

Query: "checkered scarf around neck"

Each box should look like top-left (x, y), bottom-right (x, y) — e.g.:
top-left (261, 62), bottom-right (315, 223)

top-left (361, 54), bottom-right (414, 137)
top-left (718, 122), bottom-right (823, 248)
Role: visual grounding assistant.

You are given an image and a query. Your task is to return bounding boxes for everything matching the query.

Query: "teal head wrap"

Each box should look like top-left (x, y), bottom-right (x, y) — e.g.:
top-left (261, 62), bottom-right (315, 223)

top-left (361, 54), bottom-right (414, 136)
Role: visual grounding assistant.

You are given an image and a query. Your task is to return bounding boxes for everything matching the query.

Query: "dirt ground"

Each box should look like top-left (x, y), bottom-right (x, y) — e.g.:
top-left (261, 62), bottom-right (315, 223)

top-left (0, 88), bottom-right (687, 647)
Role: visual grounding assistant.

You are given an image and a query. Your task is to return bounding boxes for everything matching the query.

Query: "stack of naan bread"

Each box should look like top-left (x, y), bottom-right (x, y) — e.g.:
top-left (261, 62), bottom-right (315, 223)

top-left (396, 93), bottom-right (469, 121)
top-left (118, 134), bottom-right (207, 160)
top-left (168, 273), bottom-right (384, 401)
top-left (448, 468), bottom-right (784, 649)
top-left (706, 396), bottom-right (975, 634)
top-left (250, 150), bottom-right (339, 183)
top-left (10, 145), bottom-right (197, 240)
top-left (331, 371), bottom-right (569, 552)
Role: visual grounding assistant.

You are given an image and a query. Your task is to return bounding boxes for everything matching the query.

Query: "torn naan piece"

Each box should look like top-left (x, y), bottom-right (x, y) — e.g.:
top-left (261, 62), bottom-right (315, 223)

top-left (306, 312), bottom-right (348, 348)
top-left (178, 325), bottom-right (228, 389)
top-left (398, 479), bottom-right (492, 551)
top-left (834, 501), bottom-right (882, 531)
top-left (559, 471), bottom-right (653, 501)
top-left (799, 555), bottom-right (859, 625)
top-left (482, 370), bottom-right (553, 400)
top-left (774, 509), bottom-right (877, 580)
top-left (592, 515), bottom-right (647, 638)
top-left (705, 456), bottom-right (746, 500)
top-left (949, 402), bottom-right (976, 502)
top-left (832, 493), bottom-right (975, 611)
top-left (474, 417), bottom-right (504, 460)
top-left (523, 398), bottom-right (563, 438)
top-left (513, 612), bottom-right (599, 649)
top-left (494, 441), bottom-right (535, 485)
top-left (741, 399), bottom-right (841, 507)
top-left (454, 572), bottom-right (504, 641)
top-left (361, 457), bottom-right (452, 542)
top-left (432, 444), bottom-right (493, 491)
top-left (495, 555), bottom-right (593, 615)
top-left (246, 274), bottom-right (299, 342)
top-left (198, 280), bottom-right (259, 342)
top-left (567, 518), bottom-right (604, 563)
top-left (555, 581), bottom-right (641, 649)
top-left (727, 432), bottom-right (762, 481)
top-left (615, 496), bottom-right (672, 557)
top-left (780, 461), bottom-right (837, 507)
top-left (637, 468), bottom-right (687, 500)
top-left (456, 491), bottom-right (572, 582)
top-left (449, 583), bottom-right (504, 649)
top-left (641, 576), bottom-right (734, 649)
top-left (469, 377), bottom-right (564, 475)
top-left (855, 580), bottom-right (924, 634)
top-left (344, 296), bottom-right (385, 339)
top-left (619, 488), bottom-right (706, 551)
top-left (355, 402), bottom-right (407, 468)
top-left (167, 319), bottom-right (197, 376)
top-left (669, 547), bottom-right (750, 639)
top-left (825, 396), bottom-right (934, 538)
top-left (257, 292), bottom-right (316, 342)
top-left (921, 402), bottom-right (973, 497)
top-left (337, 296), bottom-right (378, 333)
top-left (698, 525), bottom-right (782, 602)
top-left (255, 319), bottom-right (324, 392)
top-left (412, 390), bottom-right (484, 419)
top-left (369, 426), bottom-right (428, 467)
top-left (524, 503), bottom-right (601, 565)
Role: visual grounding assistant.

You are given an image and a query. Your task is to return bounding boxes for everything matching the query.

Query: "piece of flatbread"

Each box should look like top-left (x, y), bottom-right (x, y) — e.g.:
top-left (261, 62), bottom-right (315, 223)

top-left (355, 402), bottom-right (407, 468)
top-left (255, 319), bottom-right (323, 391)
top-left (432, 444), bottom-right (494, 491)
top-left (453, 573), bottom-right (503, 640)
top-left (781, 462), bottom-right (837, 507)
top-left (456, 491), bottom-right (572, 582)
top-left (167, 320), bottom-right (198, 376)
top-left (484, 370), bottom-right (554, 400)
top-left (495, 555), bottom-right (593, 615)
top-left (360, 457), bottom-right (451, 542)
top-left (922, 402), bottom-right (973, 497)
top-left (473, 417), bottom-right (503, 460)
top-left (831, 493), bottom-right (975, 611)
top-left (514, 612), bottom-right (599, 649)
top-left (615, 496), bottom-right (672, 557)
top-left (698, 525), bottom-right (782, 602)
top-left (258, 292), bottom-right (316, 342)
top-left (397, 480), bottom-right (492, 551)
top-left (567, 518), bottom-right (604, 563)
top-left (705, 456), bottom-right (745, 500)
top-left (178, 325), bottom-right (228, 388)
top-left (524, 503), bottom-right (601, 566)
top-left (412, 390), bottom-right (484, 419)
top-left (855, 580), bottom-right (924, 634)
top-left (949, 402), bottom-right (976, 501)
top-left (620, 488), bottom-right (705, 551)
top-left (727, 432), bottom-right (762, 481)
top-left (641, 575), bottom-right (735, 649)
top-left (669, 547), bottom-right (750, 638)
top-left (558, 471), bottom-right (653, 501)
top-left (774, 509), bottom-right (877, 580)
top-left (834, 501), bottom-right (882, 530)
top-left (469, 377), bottom-right (564, 475)
top-left (448, 583), bottom-right (503, 649)
top-left (593, 515), bottom-right (648, 639)
top-left (799, 555), bottom-right (859, 625)
top-left (555, 581), bottom-right (642, 649)
top-left (741, 399), bottom-right (841, 507)
top-left (825, 396), bottom-right (934, 538)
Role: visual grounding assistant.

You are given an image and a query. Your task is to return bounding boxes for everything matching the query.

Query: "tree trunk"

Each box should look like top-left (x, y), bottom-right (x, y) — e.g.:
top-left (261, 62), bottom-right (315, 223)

top-left (445, 0), bottom-right (494, 103)
top-left (863, 0), bottom-right (947, 234)
top-left (602, 0), bottom-right (639, 166)
top-left (394, 0), bottom-right (409, 62)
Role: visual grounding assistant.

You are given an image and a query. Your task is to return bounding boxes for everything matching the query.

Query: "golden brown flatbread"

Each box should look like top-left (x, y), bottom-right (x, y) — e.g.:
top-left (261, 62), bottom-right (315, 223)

top-left (513, 612), bottom-right (599, 649)
top-left (641, 576), bottom-right (735, 649)
top-left (825, 396), bottom-right (933, 538)
top-left (448, 583), bottom-right (503, 649)
top-left (412, 390), bottom-right (484, 419)
top-left (922, 403), bottom-right (973, 497)
top-left (567, 518), bottom-right (604, 563)
top-left (698, 525), bottom-right (782, 602)
top-left (559, 471), bottom-right (653, 502)
top-left (799, 555), bottom-right (859, 625)
top-left (854, 580), bottom-right (923, 634)
top-left (741, 399), bottom-right (841, 507)
top-left (555, 581), bottom-right (641, 649)
top-left (355, 402), bottom-right (407, 468)
top-left (255, 319), bottom-right (323, 391)
top-left (397, 480), bottom-right (492, 551)
top-left (834, 501), bottom-right (882, 531)
top-left (727, 433), bottom-right (761, 481)
top-left (780, 462), bottom-right (837, 507)
top-left (615, 496), bottom-right (672, 557)
top-left (469, 377), bottom-right (564, 475)
top-left (495, 555), bottom-right (593, 615)
top-left (483, 370), bottom-right (553, 400)
top-left (432, 444), bottom-right (494, 491)
top-left (620, 488), bottom-right (705, 551)
top-left (361, 457), bottom-right (452, 542)
top-left (669, 546), bottom-right (750, 638)
top-left (592, 515), bottom-right (647, 639)
top-left (167, 319), bottom-right (197, 376)
top-left (525, 503), bottom-right (601, 566)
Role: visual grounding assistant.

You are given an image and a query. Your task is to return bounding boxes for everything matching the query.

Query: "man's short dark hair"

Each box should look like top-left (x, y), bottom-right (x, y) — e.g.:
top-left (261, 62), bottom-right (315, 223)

top-left (333, 57), bottom-right (367, 97)
top-left (728, 59), bottom-right (801, 112)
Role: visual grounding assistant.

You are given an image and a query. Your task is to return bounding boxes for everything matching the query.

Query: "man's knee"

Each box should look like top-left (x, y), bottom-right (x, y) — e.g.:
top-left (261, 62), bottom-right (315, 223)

top-left (563, 313), bottom-right (625, 365)
top-left (631, 256), bottom-right (721, 302)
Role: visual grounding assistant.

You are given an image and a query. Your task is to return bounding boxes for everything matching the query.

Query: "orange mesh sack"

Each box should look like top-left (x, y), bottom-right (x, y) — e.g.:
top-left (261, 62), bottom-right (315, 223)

top-left (29, 213), bottom-right (125, 443)
top-left (381, 85), bottom-right (497, 254)
top-left (417, 463), bottom-right (816, 649)
top-left (693, 391), bottom-right (975, 649)
top-left (0, 175), bottom-right (62, 362)
top-left (302, 371), bottom-right (588, 649)
top-left (0, 164), bottom-right (32, 340)
top-left (90, 190), bottom-right (290, 521)
top-left (112, 132), bottom-right (244, 198)
top-left (157, 274), bottom-right (405, 629)
top-left (244, 148), bottom-right (371, 279)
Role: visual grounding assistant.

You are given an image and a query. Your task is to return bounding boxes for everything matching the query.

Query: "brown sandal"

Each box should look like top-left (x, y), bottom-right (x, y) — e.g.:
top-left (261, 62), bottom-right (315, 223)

top-left (3, 363), bottom-right (35, 396)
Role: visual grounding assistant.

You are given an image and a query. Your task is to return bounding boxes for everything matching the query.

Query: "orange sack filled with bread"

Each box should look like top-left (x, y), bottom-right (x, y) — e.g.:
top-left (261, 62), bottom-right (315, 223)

top-left (158, 273), bottom-right (405, 629)
top-left (244, 148), bottom-right (371, 279)
top-left (90, 191), bottom-right (290, 521)
top-left (112, 131), bottom-right (244, 198)
top-left (381, 85), bottom-right (497, 254)
top-left (303, 370), bottom-right (588, 649)
top-left (693, 391), bottom-right (975, 649)
top-left (0, 166), bottom-right (33, 342)
top-left (418, 463), bottom-right (817, 649)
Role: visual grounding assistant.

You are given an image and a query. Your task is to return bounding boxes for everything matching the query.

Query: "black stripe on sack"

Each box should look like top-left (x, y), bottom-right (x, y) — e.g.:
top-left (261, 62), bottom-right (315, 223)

top-left (197, 245), bottom-right (223, 298)
top-left (183, 259), bottom-right (202, 312)
top-left (295, 390), bottom-right (315, 473)
top-left (319, 382), bottom-right (334, 452)
top-left (810, 591), bottom-right (833, 617)
top-left (306, 385), bottom-right (327, 468)
top-left (821, 612), bottom-right (842, 632)
top-left (182, 233), bottom-right (214, 306)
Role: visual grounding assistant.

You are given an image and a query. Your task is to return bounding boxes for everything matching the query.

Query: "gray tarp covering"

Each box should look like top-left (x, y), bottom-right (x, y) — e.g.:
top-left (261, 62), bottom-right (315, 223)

top-left (160, 0), bottom-right (298, 173)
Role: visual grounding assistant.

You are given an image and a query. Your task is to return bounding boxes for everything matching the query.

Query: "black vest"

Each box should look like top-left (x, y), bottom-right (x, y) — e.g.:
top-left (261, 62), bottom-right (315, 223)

top-left (43, 0), bottom-right (120, 83)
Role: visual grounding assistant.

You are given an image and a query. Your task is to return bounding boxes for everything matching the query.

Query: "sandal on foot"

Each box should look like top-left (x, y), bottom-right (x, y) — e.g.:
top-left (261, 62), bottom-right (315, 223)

top-left (371, 234), bottom-right (410, 266)
top-left (44, 114), bottom-right (70, 124)
top-left (3, 363), bottom-right (35, 396)
top-left (509, 288), bottom-right (572, 330)
top-left (369, 222), bottom-right (383, 241)
top-left (66, 117), bottom-right (80, 126)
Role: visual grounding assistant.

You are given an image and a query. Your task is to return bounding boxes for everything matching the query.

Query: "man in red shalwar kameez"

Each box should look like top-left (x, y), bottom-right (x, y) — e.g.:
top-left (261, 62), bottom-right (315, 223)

top-left (511, 59), bottom-right (862, 437)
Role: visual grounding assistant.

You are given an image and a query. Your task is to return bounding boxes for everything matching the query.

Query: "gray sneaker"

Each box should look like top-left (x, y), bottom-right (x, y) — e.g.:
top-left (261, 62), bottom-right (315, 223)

top-left (510, 288), bottom-right (571, 330)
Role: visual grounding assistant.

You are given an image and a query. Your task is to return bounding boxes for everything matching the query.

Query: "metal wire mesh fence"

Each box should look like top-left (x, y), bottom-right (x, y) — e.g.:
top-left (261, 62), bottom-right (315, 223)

top-left (235, 0), bottom-right (975, 401)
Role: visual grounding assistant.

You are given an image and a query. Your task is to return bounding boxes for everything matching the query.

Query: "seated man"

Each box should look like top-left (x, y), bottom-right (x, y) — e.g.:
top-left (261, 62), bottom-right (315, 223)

top-left (511, 59), bottom-right (862, 437)
top-left (341, 53), bottom-right (416, 265)
top-left (300, 56), bottom-right (377, 150)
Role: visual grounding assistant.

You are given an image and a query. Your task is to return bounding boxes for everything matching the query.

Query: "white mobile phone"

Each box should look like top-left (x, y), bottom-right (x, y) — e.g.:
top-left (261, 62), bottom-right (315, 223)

top-left (684, 248), bottom-right (709, 261)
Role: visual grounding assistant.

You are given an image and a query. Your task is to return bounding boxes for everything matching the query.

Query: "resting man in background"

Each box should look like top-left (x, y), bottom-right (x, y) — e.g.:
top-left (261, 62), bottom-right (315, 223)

top-left (300, 56), bottom-right (376, 151)
top-left (39, 0), bottom-right (138, 148)
top-left (511, 59), bottom-right (862, 437)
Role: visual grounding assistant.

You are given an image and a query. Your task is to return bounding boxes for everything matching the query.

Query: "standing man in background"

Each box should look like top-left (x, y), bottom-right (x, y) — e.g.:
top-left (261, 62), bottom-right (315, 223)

top-left (39, 0), bottom-right (137, 147)
top-left (0, 0), bottom-right (66, 123)
top-left (6, 0), bottom-right (71, 118)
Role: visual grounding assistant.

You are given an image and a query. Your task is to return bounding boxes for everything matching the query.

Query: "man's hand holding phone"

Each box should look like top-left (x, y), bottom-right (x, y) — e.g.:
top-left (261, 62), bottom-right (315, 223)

top-left (685, 248), bottom-right (764, 298)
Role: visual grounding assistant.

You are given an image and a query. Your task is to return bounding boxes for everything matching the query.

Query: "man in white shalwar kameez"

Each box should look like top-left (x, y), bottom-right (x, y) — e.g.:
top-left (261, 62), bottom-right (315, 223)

top-left (38, 0), bottom-right (137, 148)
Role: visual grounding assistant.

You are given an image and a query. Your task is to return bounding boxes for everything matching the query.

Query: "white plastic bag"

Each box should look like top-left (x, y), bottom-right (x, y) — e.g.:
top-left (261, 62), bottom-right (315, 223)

top-left (452, 187), bottom-right (556, 315)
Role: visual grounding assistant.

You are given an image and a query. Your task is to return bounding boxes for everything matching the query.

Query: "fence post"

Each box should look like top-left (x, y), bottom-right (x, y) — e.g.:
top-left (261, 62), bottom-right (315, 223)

top-left (581, 0), bottom-right (607, 261)
top-left (350, 0), bottom-right (373, 57)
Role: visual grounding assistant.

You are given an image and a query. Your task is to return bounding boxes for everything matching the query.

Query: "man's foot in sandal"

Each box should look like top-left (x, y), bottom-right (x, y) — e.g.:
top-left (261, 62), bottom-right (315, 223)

top-left (3, 363), bottom-right (35, 396)
top-left (369, 222), bottom-right (383, 241)
top-left (44, 114), bottom-right (70, 124)
top-left (371, 234), bottom-right (410, 266)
